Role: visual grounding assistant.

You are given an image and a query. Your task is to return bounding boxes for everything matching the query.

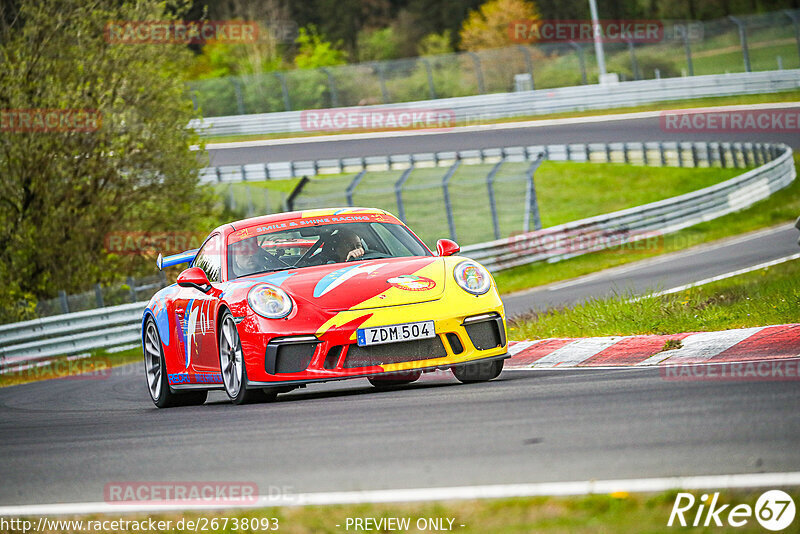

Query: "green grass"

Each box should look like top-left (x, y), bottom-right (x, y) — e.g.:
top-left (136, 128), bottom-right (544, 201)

top-left (508, 255), bottom-right (800, 340)
top-left (218, 161), bottom-right (744, 249)
top-left (0, 347), bottom-right (141, 388)
top-left (203, 89), bottom-right (800, 144)
top-left (24, 489), bottom-right (799, 533)
top-left (494, 155), bottom-right (800, 295)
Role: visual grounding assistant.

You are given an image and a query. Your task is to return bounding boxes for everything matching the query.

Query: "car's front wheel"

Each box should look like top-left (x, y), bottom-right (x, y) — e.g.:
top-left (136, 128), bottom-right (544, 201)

top-left (219, 310), bottom-right (275, 405)
top-left (143, 318), bottom-right (207, 408)
top-left (452, 359), bottom-right (504, 383)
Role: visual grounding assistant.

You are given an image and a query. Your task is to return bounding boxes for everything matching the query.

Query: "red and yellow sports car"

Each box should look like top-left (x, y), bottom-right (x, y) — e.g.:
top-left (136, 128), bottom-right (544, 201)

top-left (142, 208), bottom-right (507, 407)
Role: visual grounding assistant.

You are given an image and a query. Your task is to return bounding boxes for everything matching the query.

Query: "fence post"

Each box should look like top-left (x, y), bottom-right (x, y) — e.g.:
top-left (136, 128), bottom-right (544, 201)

top-left (659, 142), bottom-right (667, 166)
top-left (568, 41), bottom-right (588, 84)
top-left (682, 29), bottom-right (694, 76)
top-left (126, 277), bottom-right (137, 303)
top-left (321, 68), bottom-right (339, 108)
top-left (376, 63), bottom-right (390, 103)
top-left (626, 39), bottom-right (641, 80)
top-left (783, 10), bottom-right (800, 63)
top-left (719, 143), bottom-right (727, 168)
top-left (729, 16), bottom-right (752, 72)
top-left (232, 77), bottom-right (245, 115)
top-left (691, 143), bottom-right (699, 167)
top-left (524, 153), bottom-right (545, 232)
top-left (517, 45), bottom-right (535, 89)
top-left (441, 160), bottom-right (462, 241)
top-left (394, 166), bottom-right (414, 222)
top-left (742, 143), bottom-right (752, 167)
top-left (420, 58), bottom-right (437, 99)
top-left (286, 176), bottom-right (309, 211)
top-left (677, 142), bottom-right (685, 167)
top-left (345, 170), bottom-right (367, 207)
top-left (275, 72), bottom-right (292, 111)
top-left (466, 52), bottom-right (486, 94)
top-left (486, 159), bottom-right (505, 240)
top-left (59, 290), bottom-right (69, 314)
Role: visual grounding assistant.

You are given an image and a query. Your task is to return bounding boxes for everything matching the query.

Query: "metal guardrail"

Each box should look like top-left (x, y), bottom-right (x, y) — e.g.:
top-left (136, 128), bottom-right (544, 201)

top-left (0, 140), bottom-right (793, 369)
top-left (191, 70), bottom-right (800, 138)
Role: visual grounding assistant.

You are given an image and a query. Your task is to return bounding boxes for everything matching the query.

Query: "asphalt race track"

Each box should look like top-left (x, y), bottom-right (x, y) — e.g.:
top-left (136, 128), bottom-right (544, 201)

top-left (1, 112), bottom-right (799, 507)
top-left (207, 106), bottom-right (800, 166)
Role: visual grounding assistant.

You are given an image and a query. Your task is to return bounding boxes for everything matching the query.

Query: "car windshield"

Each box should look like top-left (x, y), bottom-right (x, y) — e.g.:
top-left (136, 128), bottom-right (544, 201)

top-left (227, 220), bottom-right (431, 279)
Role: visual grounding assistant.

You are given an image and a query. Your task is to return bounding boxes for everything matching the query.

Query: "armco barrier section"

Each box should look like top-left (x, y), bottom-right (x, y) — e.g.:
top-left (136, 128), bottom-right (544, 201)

top-left (0, 141), bottom-right (793, 368)
top-left (191, 70), bottom-right (800, 137)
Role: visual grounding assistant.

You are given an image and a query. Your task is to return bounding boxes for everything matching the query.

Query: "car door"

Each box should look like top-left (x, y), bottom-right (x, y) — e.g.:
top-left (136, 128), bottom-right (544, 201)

top-left (174, 234), bottom-right (223, 377)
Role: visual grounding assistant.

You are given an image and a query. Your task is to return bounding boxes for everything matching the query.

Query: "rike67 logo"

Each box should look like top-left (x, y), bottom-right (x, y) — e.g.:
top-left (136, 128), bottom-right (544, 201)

top-left (668, 490), bottom-right (796, 531)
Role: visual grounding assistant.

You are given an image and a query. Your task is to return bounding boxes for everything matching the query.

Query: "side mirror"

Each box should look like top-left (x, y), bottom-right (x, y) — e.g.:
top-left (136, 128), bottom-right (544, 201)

top-left (177, 267), bottom-right (212, 293)
top-left (436, 239), bottom-right (460, 257)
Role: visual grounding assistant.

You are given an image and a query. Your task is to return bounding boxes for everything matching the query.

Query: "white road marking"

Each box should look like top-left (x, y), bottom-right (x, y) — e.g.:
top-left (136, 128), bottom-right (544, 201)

top-left (3, 472), bottom-right (800, 516)
top-left (203, 102), bottom-right (800, 150)
top-left (637, 327), bottom-right (766, 366)
top-left (530, 337), bottom-right (623, 368)
top-left (643, 252), bottom-right (800, 299)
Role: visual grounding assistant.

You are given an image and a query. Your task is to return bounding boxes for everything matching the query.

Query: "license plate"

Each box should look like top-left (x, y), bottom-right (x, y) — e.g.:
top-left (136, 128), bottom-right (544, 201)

top-left (357, 320), bottom-right (435, 347)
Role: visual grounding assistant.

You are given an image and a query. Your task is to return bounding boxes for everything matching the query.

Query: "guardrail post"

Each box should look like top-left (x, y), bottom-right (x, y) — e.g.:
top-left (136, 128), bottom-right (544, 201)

top-left (56, 290), bottom-right (68, 314)
top-left (517, 45), bottom-right (535, 89)
top-left (783, 10), bottom-right (800, 63)
top-left (524, 153), bottom-right (545, 232)
top-left (605, 143), bottom-right (612, 163)
top-left (676, 143), bottom-right (684, 167)
top-left (394, 166), bottom-right (414, 222)
top-left (264, 163), bottom-right (271, 180)
top-left (584, 144), bottom-right (590, 162)
top-left (275, 72), bottom-right (292, 111)
top-left (486, 159), bottom-right (505, 240)
top-left (232, 77), bottom-right (245, 115)
top-left (441, 160), bottom-right (461, 241)
top-left (691, 143), bottom-right (699, 167)
top-left (565, 144), bottom-right (572, 161)
top-left (742, 143), bottom-right (752, 167)
top-left (659, 142), bottom-right (667, 166)
top-left (706, 143), bottom-right (713, 167)
top-left (467, 52), bottom-right (486, 94)
top-left (568, 41), bottom-right (588, 84)
top-left (286, 176), bottom-right (309, 211)
top-left (321, 68), bottom-right (339, 108)
top-left (719, 143), bottom-right (727, 168)
top-left (641, 142), bottom-right (649, 166)
top-left (240, 165), bottom-right (247, 181)
top-left (623, 143), bottom-right (630, 164)
top-left (420, 58), bottom-right (437, 100)
top-left (345, 170), bottom-right (367, 207)
top-left (729, 16), bottom-right (752, 72)
top-left (215, 167), bottom-right (222, 183)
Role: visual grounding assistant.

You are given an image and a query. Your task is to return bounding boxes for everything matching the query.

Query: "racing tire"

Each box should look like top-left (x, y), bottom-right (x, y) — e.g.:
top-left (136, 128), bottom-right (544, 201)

top-left (143, 317), bottom-right (208, 408)
top-left (452, 358), bottom-right (504, 383)
top-left (368, 371), bottom-right (422, 388)
top-left (219, 310), bottom-right (275, 405)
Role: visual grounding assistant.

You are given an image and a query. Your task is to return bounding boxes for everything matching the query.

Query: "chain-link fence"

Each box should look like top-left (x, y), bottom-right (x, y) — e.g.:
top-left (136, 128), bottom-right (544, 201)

top-left (189, 10), bottom-right (800, 117)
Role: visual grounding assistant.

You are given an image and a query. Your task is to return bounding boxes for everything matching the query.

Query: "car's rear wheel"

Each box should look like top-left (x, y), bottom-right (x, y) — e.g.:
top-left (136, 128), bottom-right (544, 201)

top-left (452, 359), bottom-right (504, 383)
top-left (143, 318), bottom-right (207, 408)
top-left (368, 371), bottom-right (422, 388)
top-left (219, 311), bottom-right (275, 405)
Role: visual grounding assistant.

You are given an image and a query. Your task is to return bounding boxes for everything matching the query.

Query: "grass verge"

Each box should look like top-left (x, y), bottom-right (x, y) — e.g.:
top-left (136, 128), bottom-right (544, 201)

top-left (494, 155), bottom-right (800, 295)
top-left (203, 89), bottom-right (800, 144)
top-left (508, 254), bottom-right (800, 340)
top-left (16, 489), bottom-right (798, 533)
top-left (0, 347), bottom-right (141, 388)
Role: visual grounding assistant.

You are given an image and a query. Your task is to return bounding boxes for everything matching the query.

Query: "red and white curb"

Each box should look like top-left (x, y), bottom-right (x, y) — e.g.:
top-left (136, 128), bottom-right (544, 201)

top-left (506, 324), bottom-right (800, 369)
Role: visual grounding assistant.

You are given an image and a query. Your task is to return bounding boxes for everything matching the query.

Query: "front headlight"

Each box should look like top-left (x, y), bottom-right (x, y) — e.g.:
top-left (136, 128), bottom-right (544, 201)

top-left (248, 284), bottom-right (293, 319)
top-left (454, 260), bottom-right (492, 295)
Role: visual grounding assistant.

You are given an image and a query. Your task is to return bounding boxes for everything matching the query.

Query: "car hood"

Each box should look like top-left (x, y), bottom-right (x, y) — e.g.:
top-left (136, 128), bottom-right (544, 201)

top-left (246, 256), bottom-right (446, 311)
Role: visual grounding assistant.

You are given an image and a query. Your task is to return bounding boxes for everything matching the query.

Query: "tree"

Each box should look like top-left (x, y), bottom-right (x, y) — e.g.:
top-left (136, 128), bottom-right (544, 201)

top-left (293, 26), bottom-right (348, 69)
top-left (0, 0), bottom-right (215, 322)
top-left (459, 0), bottom-right (540, 51)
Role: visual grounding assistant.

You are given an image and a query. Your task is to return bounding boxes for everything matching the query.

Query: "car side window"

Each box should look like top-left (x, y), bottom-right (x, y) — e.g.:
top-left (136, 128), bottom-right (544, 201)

top-left (193, 234), bottom-right (222, 282)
